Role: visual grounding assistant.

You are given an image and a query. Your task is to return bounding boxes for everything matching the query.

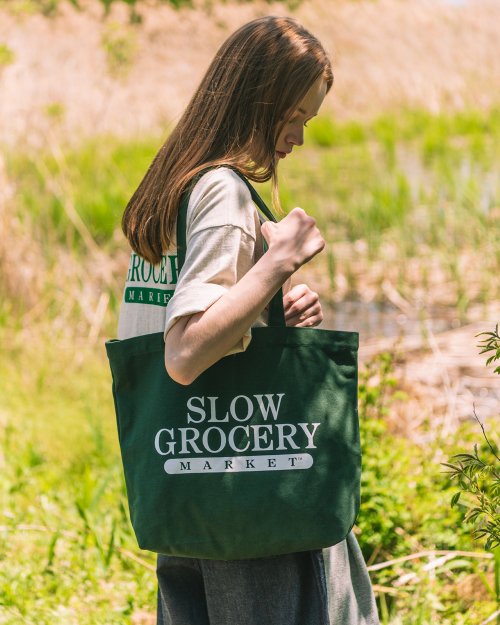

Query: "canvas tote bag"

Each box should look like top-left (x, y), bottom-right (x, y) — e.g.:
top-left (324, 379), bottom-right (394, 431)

top-left (106, 167), bottom-right (361, 560)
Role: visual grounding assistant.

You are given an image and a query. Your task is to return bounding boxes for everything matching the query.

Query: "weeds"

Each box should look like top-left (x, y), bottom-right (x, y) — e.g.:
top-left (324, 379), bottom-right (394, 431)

top-left (442, 327), bottom-right (500, 624)
top-left (1, 104), bottom-right (499, 623)
top-left (101, 22), bottom-right (138, 78)
top-left (1, 0), bottom-right (193, 21)
top-left (3, 107), bottom-right (499, 340)
top-left (444, 327), bottom-right (500, 550)
top-left (0, 331), bottom-right (497, 623)
top-left (357, 352), bottom-right (498, 623)
top-left (478, 325), bottom-right (500, 375)
top-left (0, 334), bottom-right (156, 624)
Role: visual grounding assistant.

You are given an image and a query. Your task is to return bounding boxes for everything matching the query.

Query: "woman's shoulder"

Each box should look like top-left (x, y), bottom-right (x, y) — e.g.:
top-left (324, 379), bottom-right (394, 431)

top-left (189, 166), bottom-right (251, 207)
top-left (186, 166), bottom-right (258, 238)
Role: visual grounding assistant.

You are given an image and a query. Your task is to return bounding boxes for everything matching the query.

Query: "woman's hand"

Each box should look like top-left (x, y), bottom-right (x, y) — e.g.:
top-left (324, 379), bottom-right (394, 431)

top-left (261, 208), bottom-right (325, 276)
top-left (165, 209), bottom-right (324, 385)
top-left (283, 283), bottom-right (323, 327)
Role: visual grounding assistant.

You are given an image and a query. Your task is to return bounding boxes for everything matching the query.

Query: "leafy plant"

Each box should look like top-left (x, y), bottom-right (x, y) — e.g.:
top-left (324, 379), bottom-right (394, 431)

top-left (445, 424), bottom-right (500, 551)
top-left (444, 326), bottom-right (500, 621)
top-left (444, 325), bottom-right (500, 550)
top-left (478, 324), bottom-right (500, 375)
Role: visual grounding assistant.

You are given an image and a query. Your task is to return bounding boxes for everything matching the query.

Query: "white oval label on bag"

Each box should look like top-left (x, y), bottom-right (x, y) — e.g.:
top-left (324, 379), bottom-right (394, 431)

top-left (164, 453), bottom-right (314, 474)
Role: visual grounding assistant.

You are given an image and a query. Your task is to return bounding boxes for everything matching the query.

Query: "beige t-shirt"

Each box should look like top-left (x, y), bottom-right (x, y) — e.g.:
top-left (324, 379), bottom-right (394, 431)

top-left (117, 167), bottom-right (266, 353)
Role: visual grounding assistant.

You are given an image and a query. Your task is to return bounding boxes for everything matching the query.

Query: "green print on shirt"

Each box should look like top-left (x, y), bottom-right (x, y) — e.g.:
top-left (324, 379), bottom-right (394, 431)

top-left (125, 287), bottom-right (174, 307)
top-left (127, 253), bottom-right (178, 285)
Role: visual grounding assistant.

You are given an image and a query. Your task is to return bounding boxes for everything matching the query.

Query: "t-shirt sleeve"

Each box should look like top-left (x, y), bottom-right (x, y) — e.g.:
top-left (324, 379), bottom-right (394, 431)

top-left (164, 167), bottom-right (259, 355)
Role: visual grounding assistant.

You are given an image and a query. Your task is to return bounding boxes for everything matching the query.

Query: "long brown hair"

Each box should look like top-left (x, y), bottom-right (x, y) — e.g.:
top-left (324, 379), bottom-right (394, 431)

top-left (122, 16), bottom-right (333, 265)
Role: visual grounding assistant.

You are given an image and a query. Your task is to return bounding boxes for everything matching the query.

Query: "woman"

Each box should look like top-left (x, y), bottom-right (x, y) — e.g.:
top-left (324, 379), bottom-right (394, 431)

top-left (118, 15), bottom-right (380, 625)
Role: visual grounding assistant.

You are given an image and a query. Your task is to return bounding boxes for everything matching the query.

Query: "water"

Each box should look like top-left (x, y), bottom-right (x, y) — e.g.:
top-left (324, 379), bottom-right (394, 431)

top-left (320, 300), bottom-right (458, 341)
top-left (321, 299), bottom-right (500, 421)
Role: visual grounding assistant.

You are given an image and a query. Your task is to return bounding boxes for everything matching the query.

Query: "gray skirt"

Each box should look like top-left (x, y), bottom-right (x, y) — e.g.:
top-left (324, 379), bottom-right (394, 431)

top-left (156, 531), bottom-right (380, 625)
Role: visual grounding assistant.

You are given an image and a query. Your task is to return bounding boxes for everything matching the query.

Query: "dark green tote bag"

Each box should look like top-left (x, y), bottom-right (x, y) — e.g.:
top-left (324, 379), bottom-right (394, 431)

top-left (106, 167), bottom-right (361, 560)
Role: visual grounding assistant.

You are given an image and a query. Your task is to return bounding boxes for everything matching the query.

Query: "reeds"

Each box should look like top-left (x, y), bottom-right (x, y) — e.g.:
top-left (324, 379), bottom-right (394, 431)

top-left (2, 106), bottom-right (499, 346)
top-left (2, 0), bottom-right (500, 147)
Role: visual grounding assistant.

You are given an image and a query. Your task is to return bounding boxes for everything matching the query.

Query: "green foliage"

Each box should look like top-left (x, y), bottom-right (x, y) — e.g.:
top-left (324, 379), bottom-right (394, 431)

top-left (1, 0), bottom-right (194, 20)
top-left (445, 327), bottom-right (500, 552)
top-left (445, 442), bottom-right (500, 550)
top-left (7, 106), bottom-right (500, 256)
top-left (101, 22), bottom-right (138, 78)
top-left (291, 107), bottom-right (500, 245)
top-left (306, 117), bottom-right (337, 147)
top-left (0, 43), bottom-right (15, 68)
top-left (277, 106), bottom-right (500, 308)
top-left (43, 101), bottom-right (66, 121)
top-left (478, 324), bottom-right (500, 375)
top-left (357, 351), bottom-right (498, 622)
top-left (4, 135), bottom-right (157, 246)
top-left (0, 333), bottom-right (157, 624)
top-left (30, 0), bottom-right (59, 16)
top-left (442, 327), bottom-right (500, 625)
top-left (4, 105), bottom-right (500, 329)
top-left (358, 353), bottom-right (467, 558)
top-left (2, 106), bottom-right (499, 621)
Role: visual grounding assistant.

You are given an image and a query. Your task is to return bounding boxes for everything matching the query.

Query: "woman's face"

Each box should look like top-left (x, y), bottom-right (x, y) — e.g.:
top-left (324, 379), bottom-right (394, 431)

top-left (275, 76), bottom-right (328, 160)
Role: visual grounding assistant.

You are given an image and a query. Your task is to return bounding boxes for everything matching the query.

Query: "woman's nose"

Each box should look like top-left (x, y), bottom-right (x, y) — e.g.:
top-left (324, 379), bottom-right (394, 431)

top-left (288, 128), bottom-right (304, 147)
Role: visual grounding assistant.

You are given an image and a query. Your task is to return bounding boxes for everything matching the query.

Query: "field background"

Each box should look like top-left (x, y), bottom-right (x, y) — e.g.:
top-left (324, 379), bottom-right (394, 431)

top-left (1, 0), bottom-right (499, 623)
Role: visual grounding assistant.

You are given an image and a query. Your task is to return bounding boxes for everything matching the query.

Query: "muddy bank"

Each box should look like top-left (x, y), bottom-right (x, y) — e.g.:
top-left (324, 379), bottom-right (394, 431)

top-left (321, 299), bottom-right (500, 431)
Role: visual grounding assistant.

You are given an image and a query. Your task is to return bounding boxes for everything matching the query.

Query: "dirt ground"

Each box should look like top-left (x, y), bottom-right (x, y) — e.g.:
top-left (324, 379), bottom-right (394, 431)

top-left (359, 311), bottom-right (500, 439)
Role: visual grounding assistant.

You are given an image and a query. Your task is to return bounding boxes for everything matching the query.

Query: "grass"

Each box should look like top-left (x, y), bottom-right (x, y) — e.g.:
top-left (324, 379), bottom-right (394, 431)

top-left (273, 108), bottom-right (500, 307)
top-left (0, 328), bottom-right (497, 624)
top-left (7, 108), bottom-right (500, 248)
top-left (0, 330), bottom-right (158, 625)
top-left (4, 106), bottom-right (499, 335)
top-left (1, 106), bottom-right (499, 623)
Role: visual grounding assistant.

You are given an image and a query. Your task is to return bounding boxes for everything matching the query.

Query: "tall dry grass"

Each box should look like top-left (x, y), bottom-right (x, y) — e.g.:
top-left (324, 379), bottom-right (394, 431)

top-left (0, 146), bottom-right (128, 347)
top-left (1, 0), bottom-right (500, 147)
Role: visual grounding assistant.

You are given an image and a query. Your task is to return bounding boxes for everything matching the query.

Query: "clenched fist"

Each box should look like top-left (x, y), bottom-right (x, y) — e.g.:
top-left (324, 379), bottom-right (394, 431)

top-left (261, 208), bottom-right (325, 276)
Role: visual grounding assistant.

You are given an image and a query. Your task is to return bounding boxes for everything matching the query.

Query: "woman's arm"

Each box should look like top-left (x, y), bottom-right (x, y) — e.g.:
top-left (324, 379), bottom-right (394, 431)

top-left (165, 207), bottom-right (324, 385)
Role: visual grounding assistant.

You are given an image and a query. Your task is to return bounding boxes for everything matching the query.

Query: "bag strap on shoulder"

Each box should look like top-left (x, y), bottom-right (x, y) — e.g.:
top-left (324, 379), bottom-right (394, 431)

top-left (176, 166), bottom-right (286, 328)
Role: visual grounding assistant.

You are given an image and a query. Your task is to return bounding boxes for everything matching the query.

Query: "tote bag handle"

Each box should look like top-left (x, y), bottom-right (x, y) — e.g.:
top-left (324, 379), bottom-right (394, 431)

top-left (176, 166), bottom-right (286, 328)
